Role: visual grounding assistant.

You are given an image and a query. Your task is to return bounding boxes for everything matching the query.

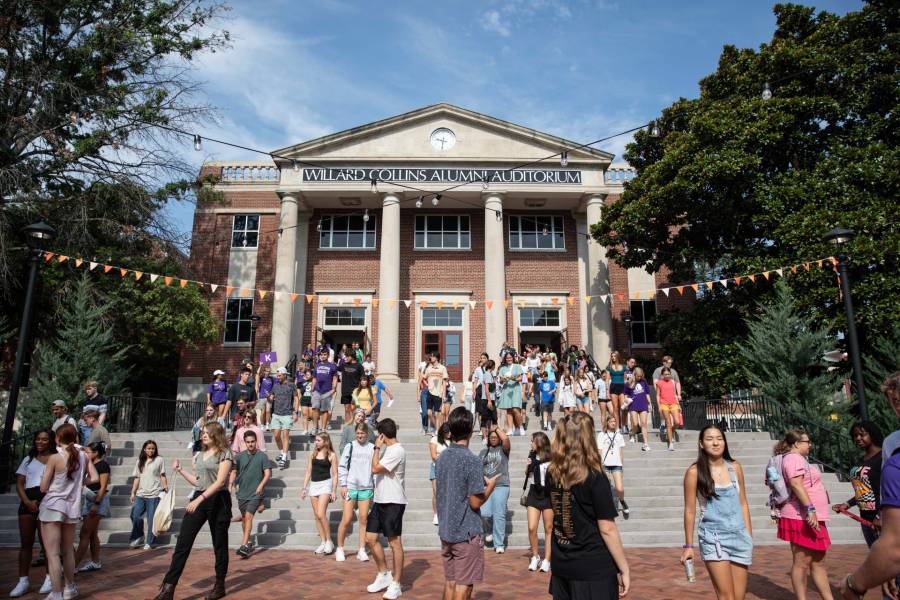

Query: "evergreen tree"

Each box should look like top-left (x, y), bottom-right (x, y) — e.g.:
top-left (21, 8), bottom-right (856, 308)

top-left (22, 274), bottom-right (130, 432)
top-left (739, 281), bottom-right (838, 420)
top-left (863, 326), bottom-right (900, 434)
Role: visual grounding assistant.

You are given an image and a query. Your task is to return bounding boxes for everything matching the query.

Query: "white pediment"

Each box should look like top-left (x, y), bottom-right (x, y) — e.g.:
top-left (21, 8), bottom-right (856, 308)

top-left (271, 104), bottom-right (612, 166)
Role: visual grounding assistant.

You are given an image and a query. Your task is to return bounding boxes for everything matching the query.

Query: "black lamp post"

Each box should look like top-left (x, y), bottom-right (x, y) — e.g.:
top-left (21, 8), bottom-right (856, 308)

top-left (0, 222), bottom-right (55, 492)
top-left (249, 314), bottom-right (262, 362)
top-left (622, 313), bottom-right (633, 358)
top-left (822, 227), bottom-right (867, 421)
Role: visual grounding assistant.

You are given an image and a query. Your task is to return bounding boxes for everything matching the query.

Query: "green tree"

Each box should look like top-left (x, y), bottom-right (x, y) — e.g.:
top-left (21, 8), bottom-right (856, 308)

top-left (22, 274), bottom-right (130, 432)
top-left (863, 326), bottom-right (900, 434)
top-left (739, 281), bottom-right (838, 419)
top-left (592, 2), bottom-right (900, 391)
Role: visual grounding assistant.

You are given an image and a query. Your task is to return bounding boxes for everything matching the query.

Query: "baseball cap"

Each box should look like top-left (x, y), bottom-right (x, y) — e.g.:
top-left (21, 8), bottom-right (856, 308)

top-left (213, 369), bottom-right (225, 376)
top-left (276, 367), bottom-right (288, 374)
top-left (51, 400), bottom-right (67, 408)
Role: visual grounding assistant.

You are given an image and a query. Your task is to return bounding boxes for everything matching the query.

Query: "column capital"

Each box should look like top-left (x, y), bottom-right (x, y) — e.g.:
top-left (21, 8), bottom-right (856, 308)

top-left (381, 192), bottom-right (403, 207)
top-left (582, 192), bottom-right (607, 204)
top-left (481, 191), bottom-right (506, 203)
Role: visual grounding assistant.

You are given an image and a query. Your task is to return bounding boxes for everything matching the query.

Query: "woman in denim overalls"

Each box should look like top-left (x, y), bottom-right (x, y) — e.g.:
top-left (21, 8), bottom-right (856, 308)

top-left (682, 425), bottom-right (754, 600)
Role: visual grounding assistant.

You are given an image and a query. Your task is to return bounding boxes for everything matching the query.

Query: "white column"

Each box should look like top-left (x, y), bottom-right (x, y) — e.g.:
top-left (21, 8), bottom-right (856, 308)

top-left (272, 193), bottom-right (298, 362)
top-left (376, 193), bottom-right (401, 379)
top-left (291, 209), bottom-right (311, 353)
top-left (585, 194), bottom-right (613, 366)
top-left (483, 192), bottom-right (507, 357)
top-left (575, 214), bottom-right (590, 351)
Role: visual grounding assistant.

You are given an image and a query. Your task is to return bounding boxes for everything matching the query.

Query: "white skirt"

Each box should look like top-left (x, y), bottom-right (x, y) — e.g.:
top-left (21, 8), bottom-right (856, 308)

top-left (559, 389), bottom-right (576, 409)
top-left (308, 478), bottom-right (332, 497)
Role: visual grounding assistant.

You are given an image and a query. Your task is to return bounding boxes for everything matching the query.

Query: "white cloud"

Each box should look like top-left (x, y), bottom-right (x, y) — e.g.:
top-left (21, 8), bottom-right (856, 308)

top-left (480, 10), bottom-right (512, 37)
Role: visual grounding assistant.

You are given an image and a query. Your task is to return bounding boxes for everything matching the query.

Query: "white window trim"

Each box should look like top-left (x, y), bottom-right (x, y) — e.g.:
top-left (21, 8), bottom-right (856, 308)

top-left (508, 214), bottom-right (566, 252)
top-left (316, 294), bottom-right (373, 333)
top-left (420, 307), bottom-right (465, 330)
top-left (629, 299), bottom-right (659, 346)
top-left (318, 214), bottom-right (378, 251)
top-left (231, 214), bottom-right (260, 249)
top-left (413, 214), bottom-right (472, 251)
top-left (223, 297), bottom-right (254, 344)
top-left (413, 293), bottom-right (471, 379)
top-left (323, 306), bottom-right (368, 329)
top-left (511, 294), bottom-right (569, 336)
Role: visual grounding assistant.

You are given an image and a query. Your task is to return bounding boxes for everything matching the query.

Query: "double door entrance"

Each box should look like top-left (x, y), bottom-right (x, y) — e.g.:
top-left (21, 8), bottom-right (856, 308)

top-left (422, 331), bottom-right (463, 382)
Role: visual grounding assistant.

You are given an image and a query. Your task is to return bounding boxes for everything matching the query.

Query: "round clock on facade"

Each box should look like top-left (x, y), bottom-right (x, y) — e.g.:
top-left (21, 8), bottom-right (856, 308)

top-left (430, 128), bottom-right (456, 151)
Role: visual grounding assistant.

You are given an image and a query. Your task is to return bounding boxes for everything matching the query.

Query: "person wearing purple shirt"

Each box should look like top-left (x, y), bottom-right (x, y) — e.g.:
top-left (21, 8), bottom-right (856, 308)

top-left (311, 349), bottom-right (339, 434)
top-left (256, 365), bottom-right (276, 431)
top-left (207, 370), bottom-right (229, 408)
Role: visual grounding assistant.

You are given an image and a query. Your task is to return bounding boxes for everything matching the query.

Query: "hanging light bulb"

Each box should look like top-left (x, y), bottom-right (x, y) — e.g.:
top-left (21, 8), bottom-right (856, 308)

top-left (560, 151), bottom-right (568, 167)
top-left (415, 196), bottom-right (423, 209)
top-left (761, 82), bottom-right (772, 101)
top-left (193, 134), bottom-right (202, 151)
top-left (370, 178), bottom-right (378, 194)
top-left (542, 226), bottom-right (550, 236)
top-left (292, 160), bottom-right (299, 172)
top-left (432, 194), bottom-right (441, 207)
top-left (278, 229), bottom-right (283, 238)
top-left (649, 121), bottom-right (660, 138)
top-left (496, 211), bottom-right (503, 222)
top-left (363, 209), bottom-right (370, 222)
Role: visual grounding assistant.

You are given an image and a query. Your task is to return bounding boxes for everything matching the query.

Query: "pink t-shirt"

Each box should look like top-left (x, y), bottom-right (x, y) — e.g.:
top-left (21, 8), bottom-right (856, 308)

top-left (779, 453), bottom-right (830, 521)
top-left (655, 379), bottom-right (678, 405)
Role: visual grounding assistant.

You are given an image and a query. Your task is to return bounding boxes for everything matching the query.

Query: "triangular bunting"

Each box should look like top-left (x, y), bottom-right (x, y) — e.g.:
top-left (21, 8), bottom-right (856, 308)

top-left (705, 282), bottom-right (714, 290)
top-left (718, 279), bottom-right (728, 288)
top-left (451, 301), bottom-right (458, 309)
top-left (103, 265), bottom-right (112, 273)
top-left (775, 268), bottom-right (783, 277)
top-left (403, 300), bottom-right (411, 309)
top-left (502, 300), bottom-right (509, 308)
top-left (290, 293), bottom-right (299, 303)
top-left (551, 297), bottom-right (559, 305)
top-left (567, 296), bottom-right (574, 306)
top-left (134, 271), bottom-right (143, 281)
top-left (239, 287), bottom-right (249, 296)
top-left (210, 283), bottom-right (218, 292)
top-left (630, 292), bottom-right (640, 300)
top-left (485, 300), bottom-right (494, 310)
top-left (44, 252), bottom-right (55, 262)
top-left (165, 276), bottom-right (173, 286)
top-left (75, 258), bottom-right (83, 267)
top-left (816, 259), bottom-right (824, 267)
top-left (468, 300), bottom-right (476, 309)
top-left (181, 280), bottom-right (190, 288)
top-left (675, 286), bottom-right (684, 295)
top-left (436, 300), bottom-right (445, 309)
top-left (690, 284), bottom-right (699, 292)
top-left (600, 294), bottom-right (609, 303)
top-left (584, 296), bottom-right (591, 304)
top-left (734, 276), bottom-right (742, 285)
top-left (354, 298), bottom-right (362, 306)
top-left (150, 274), bottom-right (159, 283)
top-left (372, 298), bottom-right (380, 308)
top-left (225, 286), bottom-right (234, 295)
top-left (661, 288), bottom-right (670, 297)
top-left (748, 275), bottom-right (756, 283)
top-left (762, 271), bottom-right (771, 280)
top-left (259, 290), bottom-right (268, 299)
top-left (58, 255), bottom-right (69, 263)
top-left (803, 262), bottom-right (811, 271)
top-left (389, 300), bottom-right (397, 309)
top-left (119, 268), bottom-right (128, 277)
top-left (89, 261), bottom-right (98, 271)
top-left (791, 266), bottom-right (798, 274)
top-left (321, 296), bottom-right (329, 304)
top-left (616, 294), bottom-right (625, 302)
top-left (419, 301), bottom-right (428, 309)
top-left (306, 294), bottom-right (314, 304)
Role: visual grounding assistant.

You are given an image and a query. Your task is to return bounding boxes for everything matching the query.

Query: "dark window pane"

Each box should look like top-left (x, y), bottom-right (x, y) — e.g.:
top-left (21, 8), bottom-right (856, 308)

top-left (239, 300), bottom-right (253, 319)
top-left (244, 233), bottom-right (258, 247)
top-left (366, 218), bottom-right (377, 233)
top-left (233, 215), bottom-right (246, 231)
top-left (415, 215), bottom-right (425, 231)
top-left (460, 232), bottom-right (470, 248)
top-left (547, 310), bottom-right (560, 326)
top-left (443, 216), bottom-right (458, 232)
top-left (509, 230), bottom-right (520, 248)
top-left (537, 231), bottom-right (553, 248)
top-left (332, 231), bottom-right (348, 247)
top-left (224, 321), bottom-right (238, 343)
top-left (231, 233), bottom-right (243, 247)
top-left (237, 322), bottom-right (251, 343)
top-left (365, 233), bottom-right (375, 248)
top-left (443, 232), bottom-right (458, 248)
top-left (460, 216), bottom-right (470, 233)
top-left (320, 231), bottom-right (330, 247)
top-left (646, 323), bottom-right (658, 344)
top-left (427, 232), bottom-right (441, 248)
top-left (226, 300), bottom-right (239, 321)
top-left (630, 301), bottom-right (643, 320)
top-left (553, 231), bottom-right (565, 249)
top-left (415, 232), bottom-right (425, 248)
top-left (246, 215), bottom-right (259, 230)
top-left (347, 232), bottom-right (363, 247)
top-left (521, 232), bottom-right (537, 248)
top-left (347, 216), bottom-right (363, 229)
top-left (644, 301), bottom-right (657, 319)
top-left (632, 326), bottom-right (646, 345)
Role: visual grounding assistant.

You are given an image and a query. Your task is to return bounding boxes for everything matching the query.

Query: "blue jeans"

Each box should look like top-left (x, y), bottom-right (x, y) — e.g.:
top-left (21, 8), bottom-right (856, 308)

top-left (131, 496), bottom-right (161, 546)
top-left (481, 484), bottom-right (510, 549)
top-left (420, 389), bottom-right (429, 430)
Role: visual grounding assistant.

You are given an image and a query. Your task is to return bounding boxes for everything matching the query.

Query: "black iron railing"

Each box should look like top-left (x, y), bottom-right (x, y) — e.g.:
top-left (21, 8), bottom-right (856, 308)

top-left (103, 395), bottom-right (205, 433)
top-left (682, 392), bottom-right (855, 479)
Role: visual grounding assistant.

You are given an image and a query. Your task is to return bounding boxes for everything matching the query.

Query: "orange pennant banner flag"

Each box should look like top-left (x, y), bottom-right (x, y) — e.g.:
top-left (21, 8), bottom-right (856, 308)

top-left (58, 255), bottom-right (69, 263)
top-left (551, 297), bottom-right (559, 305)
top-left (791, 265), bottom-right (798, 274)
top-left (690, 284), bottom-right (699, 292)
top-left (354, 298), bottom-right (362, 306)
top-left (803, 263), bottom-right (811, 271)
top-left (225, 286), bottom-right (234, 295)
top-left (290, 293), bottom-right (299, 303)
top-left (762, 271), bottom-right (771, 280)
top-left (437, 300), bottom-right (445, 309)
top-left (419, 300), bottom-right (428, 309)
top-left (567, 296), bottom-right (575, 305)
top-left (373, 299), bottom-right (380, 308)
top-left (748, 275), bottom-right (756, 283)
top-left (305, 294), bottom-right (314, 304)
top-left (180, 279), bottom-right (189, 288)
top-left (259, 290), bottom-right (268, 299)
top-left (616, 294), bottom-right (625, 302)
top-left (705, 282), bottom-right (713, 290)
top-left (239, 287), bottom-right (249, 296)
top-left (165, 276), bottom-right (174, 286)
top-left (816, 259), bottom-right (824, 267)
top-left (75, 258), bottom-right (83, 267)
top-left (134, 271), bottom-right (143, 281)
top-left (734, 276), bottom-right (742, 285)
top-left (119, 268), bottom-right (128, 277)
top-left (502, 300), bottom-right (509, 308)
top-left (451, 301), bottom-right (458, 309)
top-left (44, 252), bottom-right (55, 262)
top-left (103, 265), bottom-right (112, 273)
top-left (485, 300), bottom-right (494, 310)
top-left (388, 300), bottom-right (396, 309)
top-left (583, 296), bottom-right (591, 303)
top-left (675, 286), bottom-right (684, 295)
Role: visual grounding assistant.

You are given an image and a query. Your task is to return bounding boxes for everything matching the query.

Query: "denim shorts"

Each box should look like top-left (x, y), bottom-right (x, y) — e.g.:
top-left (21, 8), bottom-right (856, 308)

top-left (698, 527), bottom-right (753, 566)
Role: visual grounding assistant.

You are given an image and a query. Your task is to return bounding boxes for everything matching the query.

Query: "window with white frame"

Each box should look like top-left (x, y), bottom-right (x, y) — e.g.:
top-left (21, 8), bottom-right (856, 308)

top-left (324, 307), bottom-right (366, 327)
top-left (414, 215), bottom-right (471, 250)
top-left (629, 300), bottom-right (658, 344)
top-left (224, 298), bottom-right (254, 343)
top-left (231, 215), bottom-right (260, 248)
top-left (509, 215), bottom-right (565, 250)
top-left (319, 215), bottom-right (376, 249)
top-left (519, 308), bottom-right (561, 327)
top-left (421, 308), bottom-right (463, 327)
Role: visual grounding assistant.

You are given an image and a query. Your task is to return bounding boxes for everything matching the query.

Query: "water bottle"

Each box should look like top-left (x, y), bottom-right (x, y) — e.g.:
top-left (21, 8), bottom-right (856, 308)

top-left (684, 557), bottom-right (696, 582)
top-left (766, 465), bottom-right (780, 483)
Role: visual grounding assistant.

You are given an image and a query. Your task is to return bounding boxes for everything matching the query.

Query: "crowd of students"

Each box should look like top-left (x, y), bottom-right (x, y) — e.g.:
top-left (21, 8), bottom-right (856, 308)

top-left (11, 351), bottom-right (899, 600)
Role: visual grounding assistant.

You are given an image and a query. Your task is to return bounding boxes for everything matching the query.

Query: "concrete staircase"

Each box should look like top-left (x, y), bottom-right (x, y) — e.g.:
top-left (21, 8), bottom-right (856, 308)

top-left (0, 383), bottom-right (863, 549)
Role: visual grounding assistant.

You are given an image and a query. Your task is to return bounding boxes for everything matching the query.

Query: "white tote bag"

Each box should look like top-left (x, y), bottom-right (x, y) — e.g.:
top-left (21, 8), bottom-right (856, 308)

top-left (152, 480), bottom-right (176, 537)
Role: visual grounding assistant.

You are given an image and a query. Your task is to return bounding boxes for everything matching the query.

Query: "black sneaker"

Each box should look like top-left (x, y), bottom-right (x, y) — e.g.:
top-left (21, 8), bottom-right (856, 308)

top-left (237, 544), bottom-right (250, 558)
top-left (620, 499), bottom-right (630, 520)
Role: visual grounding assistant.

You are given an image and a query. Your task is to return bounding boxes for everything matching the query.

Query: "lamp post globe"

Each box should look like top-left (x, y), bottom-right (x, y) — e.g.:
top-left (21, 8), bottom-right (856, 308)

top-left (0, 222), bottom-right (57, 492)
top-left (821, 227), bottom-right (867, 420)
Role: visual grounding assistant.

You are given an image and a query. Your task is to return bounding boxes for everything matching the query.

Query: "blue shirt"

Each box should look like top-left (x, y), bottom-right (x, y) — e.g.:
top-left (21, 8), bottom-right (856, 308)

top-left (540, 380), bottom-right (557, 404)
top-left (373, 379), bottom-right (387, 405)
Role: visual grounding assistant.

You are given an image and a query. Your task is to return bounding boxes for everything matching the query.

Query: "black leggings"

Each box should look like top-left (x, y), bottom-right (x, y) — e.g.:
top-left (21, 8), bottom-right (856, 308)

top-left (164, 491), bottom-right (231, 585)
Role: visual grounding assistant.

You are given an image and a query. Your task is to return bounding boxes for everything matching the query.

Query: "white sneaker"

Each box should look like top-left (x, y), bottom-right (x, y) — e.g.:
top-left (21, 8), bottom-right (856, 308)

top-left (44, 593), bottom-right (63, 600)
top-left (143, 544), bottom-right (152, 550)
top-left (77, 561), bottom-right (101, 572)
top-left (367, 571), bottom-right (393, 593)
top-left (528, 556), bottom-right (540, 571)
top-left (495, 546), bottom-right (505, 554)
top-left (506, 429), bottom-right (514, 436)
top-left (484, 534), bottom-right (493, 544)
top-left (540, 559), bottom-right (551, 572)
top-left (129, 537), bottom-right (143, 549)
top-left (432, 513), bottom-right (439, 525)
top-left (323, 540), bottom-right (335, 555)
top-left (10, 577), bottom-right (29, 598)
top-left (39, 574), bottom-right (52, 594)
top-left (63, 583), bottom-right (78, 600)
top-left (335, 547), bottom-right (345, 562)
top-left (356, 548), bottom-right (369, 561)
top-left (314, 542), bottom-right (326, 554)
top-left (382, 582), bottom-right (402, 599)
top-left (668, 442), bottom-right (675, 451)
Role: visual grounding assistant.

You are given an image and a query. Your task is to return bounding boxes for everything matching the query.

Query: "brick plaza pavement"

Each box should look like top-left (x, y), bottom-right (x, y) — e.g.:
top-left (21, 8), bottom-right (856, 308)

top-left (1, 545), bottom-right (872, 599)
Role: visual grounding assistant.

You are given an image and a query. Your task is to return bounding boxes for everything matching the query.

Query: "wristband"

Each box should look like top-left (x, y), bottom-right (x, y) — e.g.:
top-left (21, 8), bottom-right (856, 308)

top-left (806, 505), bottom-right (816, 512)
top-left (845, 574), bottom-right (865, 599)
top-left (682, 544), bottom-right (693, 549)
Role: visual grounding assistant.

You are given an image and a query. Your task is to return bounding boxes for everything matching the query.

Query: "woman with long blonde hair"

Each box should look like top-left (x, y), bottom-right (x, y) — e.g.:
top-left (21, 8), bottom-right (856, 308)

top-left (607, 352), bottom-right (626, 434)
top-left (152, 422), bottom-right (233, 600)
top-left (301, 431), bottom-right (338, 555)
top-left (547, 412), bottom-right (630, 599)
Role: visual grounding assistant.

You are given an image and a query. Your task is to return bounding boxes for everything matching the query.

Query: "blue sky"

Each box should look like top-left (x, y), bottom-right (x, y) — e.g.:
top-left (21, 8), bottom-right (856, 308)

top-left (164, 0), bottom-right (860, 238)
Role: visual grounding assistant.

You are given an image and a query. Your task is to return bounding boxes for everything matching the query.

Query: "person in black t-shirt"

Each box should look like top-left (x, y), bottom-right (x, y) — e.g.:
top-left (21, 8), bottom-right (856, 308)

top-left (547, 412), bottom-right (629, 600)
top-left (75, 442), bottom-right (111, 573)
top-left (339, 353), bottom-right (364, 426)
top-left (226, 370), bottom-right (257, 428)
top-left (832, 421), bottom-right (884, 547)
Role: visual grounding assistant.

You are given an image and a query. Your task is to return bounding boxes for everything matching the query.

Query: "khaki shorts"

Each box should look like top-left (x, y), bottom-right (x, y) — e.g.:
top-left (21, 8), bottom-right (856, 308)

top-left (441, 534), bottom-right (485, 586)
top-left (659, 403), bottom-right (681, 415)
top-left (311, 390), bottom-right (333, 412)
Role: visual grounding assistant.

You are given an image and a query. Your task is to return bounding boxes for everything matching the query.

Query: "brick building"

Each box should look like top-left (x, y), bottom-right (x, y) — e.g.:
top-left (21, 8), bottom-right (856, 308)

top-left (177, 104), bottom-right (689, 398)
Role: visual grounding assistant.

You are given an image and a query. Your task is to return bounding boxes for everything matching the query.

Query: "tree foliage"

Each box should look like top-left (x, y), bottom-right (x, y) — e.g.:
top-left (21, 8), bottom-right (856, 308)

top-left (593, 2), bottom-right (899, 393)
top-left (23, 274), bottom-right (129, 432)
top-left (739, 281), bottom-right (838, 418)
top-left (863, 325), bottom-right (900, 435)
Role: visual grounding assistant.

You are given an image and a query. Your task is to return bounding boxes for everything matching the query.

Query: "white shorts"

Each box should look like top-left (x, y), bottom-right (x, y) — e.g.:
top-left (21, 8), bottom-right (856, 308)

top-left (308, 479), bottom-right (332, 497)
top-left (39, 505), bottom-right (79, 524)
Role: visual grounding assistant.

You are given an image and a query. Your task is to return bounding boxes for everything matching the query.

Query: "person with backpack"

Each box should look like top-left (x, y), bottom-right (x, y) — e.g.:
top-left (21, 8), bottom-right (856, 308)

top-left (682, 425), bottom-right (753, 600)
top-left (769, 430), bottom-right (834, 600)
